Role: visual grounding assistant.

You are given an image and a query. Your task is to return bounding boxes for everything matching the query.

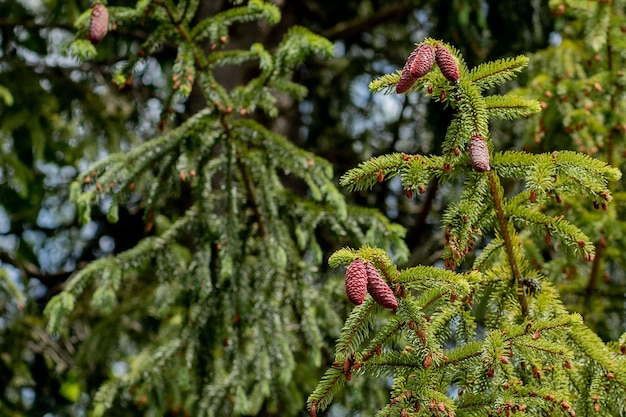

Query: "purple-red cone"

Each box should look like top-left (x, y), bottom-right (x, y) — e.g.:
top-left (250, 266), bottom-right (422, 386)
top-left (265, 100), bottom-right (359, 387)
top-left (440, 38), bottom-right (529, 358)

top-left (87, 4), bottom-right (109, 44)
top-left (435, 44), bottom-right (459, 83)
top-left (364, 262), bottom-right (398, 311)
top-left (410, 44), bottom-right (436, 79)
top-left (345, 259), bottom-right (368, 305)
top-left (469, 135), bottom-right (490, 172)
top-left (396, 47), bottom-right (420, 94)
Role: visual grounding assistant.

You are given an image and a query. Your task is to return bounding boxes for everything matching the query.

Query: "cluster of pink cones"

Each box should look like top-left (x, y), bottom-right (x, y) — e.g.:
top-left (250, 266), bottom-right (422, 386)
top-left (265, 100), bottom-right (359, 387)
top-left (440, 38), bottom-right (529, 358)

top-left (345, 259), bottom-right (398, 311)
top-left (396, 43), bottom-right (460, 94)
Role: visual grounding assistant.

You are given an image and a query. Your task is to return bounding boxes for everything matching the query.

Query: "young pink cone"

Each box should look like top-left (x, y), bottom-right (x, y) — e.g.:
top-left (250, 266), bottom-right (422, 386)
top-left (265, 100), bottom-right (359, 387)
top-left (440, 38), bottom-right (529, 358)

top-left (435, 44), bottom-right (460, 82)
top-left (365, 262), bottom-right (398, 311)
top-left (396, 46), bottom-right (420, 94)
top-left (345, 259), bottom-right (368, 305)
top-left (469, 135), bottom-right (491, 172)
top-left (88, 4), bottom-right (109, 44)
top-left (410, 44), bottom-right (436, 79)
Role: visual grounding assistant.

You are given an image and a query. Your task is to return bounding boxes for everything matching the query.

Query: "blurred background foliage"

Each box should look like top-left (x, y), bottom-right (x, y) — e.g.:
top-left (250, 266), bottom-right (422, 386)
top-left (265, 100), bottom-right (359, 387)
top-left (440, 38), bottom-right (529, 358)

top-left (2, 0), bottom-right (623, 416)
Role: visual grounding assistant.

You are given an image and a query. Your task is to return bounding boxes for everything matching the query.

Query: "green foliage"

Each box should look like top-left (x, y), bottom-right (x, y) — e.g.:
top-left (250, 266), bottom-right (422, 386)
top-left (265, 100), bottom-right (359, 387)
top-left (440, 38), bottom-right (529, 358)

top-left (309, 39), bottom-right (626, 417)
top-left (522, 0), bottom-right (626, 341)
top-left (38, 2), bottom-right (407, 417)
top-left (3, 2), bottom-right (626, 416)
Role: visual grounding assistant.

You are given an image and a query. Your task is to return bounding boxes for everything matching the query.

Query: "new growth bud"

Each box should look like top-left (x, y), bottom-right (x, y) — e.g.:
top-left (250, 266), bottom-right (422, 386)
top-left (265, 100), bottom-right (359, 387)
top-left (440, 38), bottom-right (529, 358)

top-left (469, 135), bottom-right (491, 172)
top-left (87, 4), bottom-right (109, 44)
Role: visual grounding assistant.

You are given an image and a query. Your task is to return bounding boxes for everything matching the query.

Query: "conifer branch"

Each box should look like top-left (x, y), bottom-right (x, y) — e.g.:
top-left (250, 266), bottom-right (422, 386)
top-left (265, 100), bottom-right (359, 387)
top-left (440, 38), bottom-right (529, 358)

top-left (395, 265), bottom-right (474, 296)
top-left (334, 298), bottom-right (378, 360)
top-left (505, 204), bottom-right (595, 260)
top-left (456, 80), bottom-right (489, 138)
top-left (306, 366), bottom-right (346, 413)
top-left (484, 95), bottom-right (542, 120)
top-left (469, 56), bottom-right (530, 91)
top-left (473, 237), bottom-right (504, 270)
top-left (368, 71), bottom-right (402, 95)
top-left (437, 341), bottom-right (483, 368)
top-left (339, 153), bottom-right (406, 191)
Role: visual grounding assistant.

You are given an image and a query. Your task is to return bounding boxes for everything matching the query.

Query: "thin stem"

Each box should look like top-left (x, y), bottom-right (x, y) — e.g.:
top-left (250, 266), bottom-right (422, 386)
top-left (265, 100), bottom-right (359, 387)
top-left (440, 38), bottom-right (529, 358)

top-left (488, 170), bottom-right (528, 317)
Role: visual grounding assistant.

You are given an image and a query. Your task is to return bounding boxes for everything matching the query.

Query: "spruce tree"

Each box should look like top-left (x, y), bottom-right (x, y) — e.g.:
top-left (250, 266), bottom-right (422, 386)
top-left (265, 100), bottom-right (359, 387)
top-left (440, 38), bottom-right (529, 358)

top-left (308, 39), bottom-right (626, 416)
top-left (40, 2), bottom-right (407, 416)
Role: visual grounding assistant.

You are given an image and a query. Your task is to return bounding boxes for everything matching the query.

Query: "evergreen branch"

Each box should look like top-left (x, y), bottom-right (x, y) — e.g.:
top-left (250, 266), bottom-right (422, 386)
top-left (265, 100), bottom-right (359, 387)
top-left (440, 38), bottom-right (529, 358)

top-left (356, 211), bottom-right (409, 263)
top-left (568, 319), bottom-right (626, 391)
top-left (360, 318), bottom-right (405, 362)
top-left (552, 150), bottom-right (621, 193)
top-left (395, 295), bottom-right (429, 334)
top-left (154, 0), bottom-right (207, 68)
top-left (93, 338), bottom-right (184, 416)
top-left (234, 119), bottom-right (348, 218)
top-left (484, 95), bottom-right (542, 120)
top-left (207, 49), bottom-right (265, 67)
top-left (396, 265), bottom-right (474, 297)
top-left (425, 304), bottom-right (456, 346)
top-left (437, 341), bottom-right (483, 368)
top-left (441, 118), bottom-right (468, 156)
top-left (44, 207), bottom-right (198, 333)
top-left (469, 55), bottom-right (529, 91)
top-left (456, 80), bottom-right (489, 138)
top-left (494, 150), bottom-right (620, 206)
top-left (364, 350), bottom-right (422, 371)
top-left (368, 71), bottom-right (402, 95)
top-left (491, 150), bottom-right (538, 180)
top-left (334, 298), bottom-right (379, 360)
top-left (584, 1), bottom-right (611, 52)
top-left (442, 174), bottom-right (494, 266)
top-left (340, 153), bottom-right (406, 191)
top-left (190, 1), bottom-right (280, 42)
top-left (306, 366), bottom-right (346, 414)
top-left (0, 267), bottom-right (25, 308)
top-left (455, 394), bottom-right (495, 417)
top-left (75, 108), bottom-right (216, 215)
top-left (328, 247), bottom-right (358, 267)
top-left (401, 154), bottom-right (466, 190)
top-left (472, 237), bottom-right (504, 270)
top-left (273, 26), bottom-right (334, 78)
top-left (414, 286), bottom-right (449, 314)
top-left (514, 339), bottom-right (568, 356)
top-left (505, 204), bottom-right (594, 260)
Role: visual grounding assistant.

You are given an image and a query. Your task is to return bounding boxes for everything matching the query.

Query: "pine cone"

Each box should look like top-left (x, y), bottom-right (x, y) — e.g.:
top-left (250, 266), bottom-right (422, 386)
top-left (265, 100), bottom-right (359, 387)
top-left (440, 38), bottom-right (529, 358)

top-left (396, 46), bottom-right (420, 94)
top-left (345, 259), bottom-right (368, 305)
top-left (365, 262), bottom-right (398, 311)
top-left (469, 135), bottom-right (490, 172)
top-left (435, 44), bottom-right (459, 82)
top-left (88, 4), bottom-right (109, 45)
top-left (410, 44), bottom-right (436, 79)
